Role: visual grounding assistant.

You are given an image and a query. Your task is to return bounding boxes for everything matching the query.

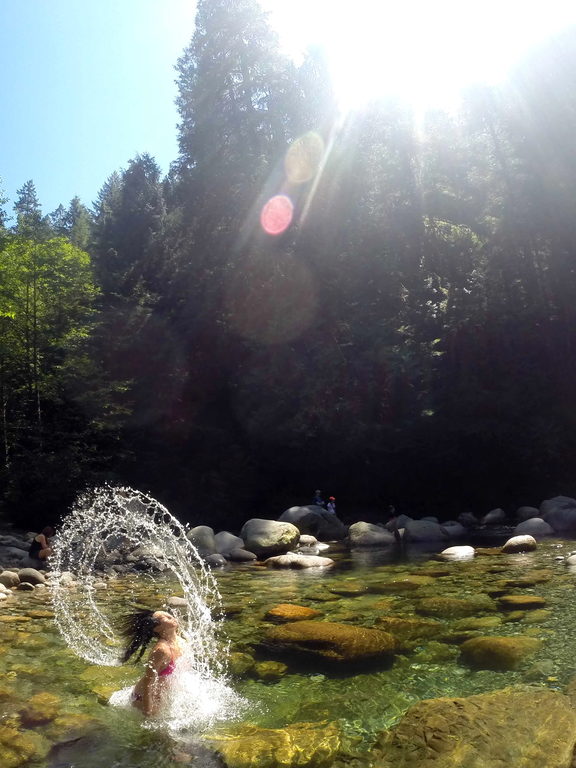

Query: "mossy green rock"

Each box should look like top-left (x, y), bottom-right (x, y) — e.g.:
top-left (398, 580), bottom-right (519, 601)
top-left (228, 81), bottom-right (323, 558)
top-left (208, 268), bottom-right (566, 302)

top-left (374, 686), bottom-right (576, 768)
top-left (20, 692), bottom-right (61, 726)
top-left (368, 575), bottom-right (436, 594)
top-left (229, 652), bottom-right (256, 677)
top-left (264, 621), bottom-right (395, 662)
top-left (374, 617), bottom-right (443, 647)
top-left (416, 595), bottom-right (495, 618)
top-left (253, 661), bottom-right (288, 681)
top-left (498, 595), bottom-right (547, 610)
top-left (460, 635), bottom-right (542, 670)
top-left (208, 721), bottom-right (341, 768)
top-left (0, 725), bottom-right (50, 768)
top-left (453, 616), bottom-right (502, 631)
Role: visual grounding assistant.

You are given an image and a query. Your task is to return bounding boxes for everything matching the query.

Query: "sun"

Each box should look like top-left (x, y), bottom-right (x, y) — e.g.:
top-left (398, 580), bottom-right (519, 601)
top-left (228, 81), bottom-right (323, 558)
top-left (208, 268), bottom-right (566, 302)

top-left (263, 0), bottom-right (576, 113)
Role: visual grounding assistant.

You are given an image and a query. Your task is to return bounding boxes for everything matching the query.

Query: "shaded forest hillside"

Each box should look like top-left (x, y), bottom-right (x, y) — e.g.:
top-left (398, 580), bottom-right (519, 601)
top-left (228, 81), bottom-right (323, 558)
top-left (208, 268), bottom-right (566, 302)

top-left (2, 2), bottom-right (576, 528)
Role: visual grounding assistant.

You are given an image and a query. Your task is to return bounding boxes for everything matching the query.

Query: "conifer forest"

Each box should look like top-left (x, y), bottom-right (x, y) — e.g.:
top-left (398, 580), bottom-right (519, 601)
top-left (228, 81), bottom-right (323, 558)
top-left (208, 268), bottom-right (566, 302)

top-left (2, 1), bottom-right (576, 528)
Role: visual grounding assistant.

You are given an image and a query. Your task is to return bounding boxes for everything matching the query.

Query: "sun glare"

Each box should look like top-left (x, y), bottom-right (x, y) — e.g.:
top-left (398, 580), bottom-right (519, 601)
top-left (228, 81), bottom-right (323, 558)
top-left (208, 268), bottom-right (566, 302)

top-left (264, 0), bottom-right (576, 113)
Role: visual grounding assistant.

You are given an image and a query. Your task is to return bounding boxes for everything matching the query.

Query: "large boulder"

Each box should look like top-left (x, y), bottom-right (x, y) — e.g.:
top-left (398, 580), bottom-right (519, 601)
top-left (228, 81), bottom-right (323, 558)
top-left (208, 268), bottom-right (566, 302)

top-left (348, 522), bottom-right (396, 548)
top-left (515, 506), bottom-right (540, 522)
top-left (279, 506), bottom-right (347, 541)
top-left (374, 686), bottom-right (576, 767)
top-left (540, 496), bottom-right (576, 533)
top-left (240, 519), bottom-right (300, 558)
top-left (278, 505), bottom-right (325, 525)
top-left (513, 518), bottom-right (554, 538)
top-left (405, 519), bottom-right (448, 542)
top-left (186, 526), bottom-right (217, 557)
top-left (263, 620), bottom-right (395, 663)
top-left (457, 511), bottom-right (479, 528)
top-left (440, 521), bottom-right (467, 538)
top-left (480, 508), bottom-right (507, 525)
top-left (214, 531), bottom-right (244, 555)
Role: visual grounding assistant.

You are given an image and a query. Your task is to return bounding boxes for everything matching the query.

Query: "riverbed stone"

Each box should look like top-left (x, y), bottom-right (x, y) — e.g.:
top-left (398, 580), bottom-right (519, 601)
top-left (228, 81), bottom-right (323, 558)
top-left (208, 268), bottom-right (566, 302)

top-left (0, 571), bottom-right (19, 588)
top-left (241, 519), bottom-right (300, 558)
top-left (16, 582), bottom-right (34, 591)
top-left (228, 651), bottom-right (255, 677)
top-left (498, 595), bottom-right (546, 610)
top-left (501, 534), bottom-right (537, 553)
top-left (20, 692), bottom-right (61, 727)
top-left (253, 661), bottom-right (288, 681)
top-left (368, 575), bottom-right (435, 594)
top-left (460, 635), bottom-right (542, 670)
top-left (208, 721), bottom-right (342, 768)
top-left (264, 553), bottom-right (334, 569)
top-left (438, 545), bottom-right (475, 561)
top-left (264, 620), bottom-right (396, 663)
top-left (373, 685), bottom-right (576, 767)
top-left (416, 595), bottom-right (496, 618)
top-left (265, 604), bottom-right (322, 622)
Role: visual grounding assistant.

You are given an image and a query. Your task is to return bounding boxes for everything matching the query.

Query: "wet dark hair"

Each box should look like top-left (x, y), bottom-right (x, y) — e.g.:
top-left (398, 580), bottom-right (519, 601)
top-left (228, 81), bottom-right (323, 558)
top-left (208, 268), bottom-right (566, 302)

top-left (42, 526), bottom-right (55, 537)
top-left (119, 609), bottom-right (160, 663)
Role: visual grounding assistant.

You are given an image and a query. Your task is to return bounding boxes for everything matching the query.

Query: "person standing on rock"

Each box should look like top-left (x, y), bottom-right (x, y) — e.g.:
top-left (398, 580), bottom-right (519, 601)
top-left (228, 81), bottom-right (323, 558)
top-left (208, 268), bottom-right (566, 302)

top-left (326, 497), bottom-right (336, 514)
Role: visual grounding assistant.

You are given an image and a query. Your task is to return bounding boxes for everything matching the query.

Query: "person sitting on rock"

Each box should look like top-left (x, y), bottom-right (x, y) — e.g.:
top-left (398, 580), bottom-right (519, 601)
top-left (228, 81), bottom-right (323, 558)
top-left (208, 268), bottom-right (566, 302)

top-left (312, 489), bottom-right (325, 507)
top-left (28, 527), bottom-right (55, 561)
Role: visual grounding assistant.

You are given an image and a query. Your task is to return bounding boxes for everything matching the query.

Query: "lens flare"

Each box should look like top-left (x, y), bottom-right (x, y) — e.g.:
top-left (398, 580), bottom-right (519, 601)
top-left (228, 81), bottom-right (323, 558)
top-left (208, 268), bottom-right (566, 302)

top-left (260, 194), bottom-right (294, 235)
top-left (285, 132), bottom-right (324, 184)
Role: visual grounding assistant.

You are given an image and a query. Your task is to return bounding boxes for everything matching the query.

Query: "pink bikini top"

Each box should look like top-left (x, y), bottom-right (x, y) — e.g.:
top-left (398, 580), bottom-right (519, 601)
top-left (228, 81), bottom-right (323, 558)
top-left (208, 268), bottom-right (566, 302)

top-left (159, 657), bottom-right (176, 677)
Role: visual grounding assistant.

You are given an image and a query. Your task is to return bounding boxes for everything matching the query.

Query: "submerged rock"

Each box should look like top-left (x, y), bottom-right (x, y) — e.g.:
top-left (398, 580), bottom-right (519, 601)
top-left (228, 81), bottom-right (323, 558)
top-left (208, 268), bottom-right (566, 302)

top-left (498, 595), bottom-right (547, 610)
top-left (460, 635), bottom-right (542, 670)
top-left (374, 686), bottom-right (576, 767)
top-left (263, 620), bottom-right (395, 663)
top-left (374, 617), bottom-right (443, 648)
top-left (264, 604), bottom-right (322, 622)
top-left (208, 721), bottom-right (342, 768)
top-left (416, 595), bottom-right (496, 618)
top-left (264, 553), bottom-right (334, 569)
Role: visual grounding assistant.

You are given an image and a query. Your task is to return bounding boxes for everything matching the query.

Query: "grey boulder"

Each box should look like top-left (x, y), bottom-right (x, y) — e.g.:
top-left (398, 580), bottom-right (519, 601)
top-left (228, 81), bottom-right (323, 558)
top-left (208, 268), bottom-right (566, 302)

top-left (481, 508), bottom-right (507, 525)
top-left (186, 526), bottom-right (217, 557)
top-left (214, 531), bottom-right (244, 555)
top-left (240, 519), bottom-right (300, 558)
top-left (513, 518), bottom-right (554, 538)
top-left (348, 522), bottom-right (396, 549)
top-left (540, 497), bottom-right (576, 533)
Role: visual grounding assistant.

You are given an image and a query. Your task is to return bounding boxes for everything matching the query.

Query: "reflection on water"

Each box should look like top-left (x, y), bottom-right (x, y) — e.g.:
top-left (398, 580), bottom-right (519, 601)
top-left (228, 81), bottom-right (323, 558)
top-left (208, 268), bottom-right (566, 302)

top-left (2, 537), bottom-right (575, 767)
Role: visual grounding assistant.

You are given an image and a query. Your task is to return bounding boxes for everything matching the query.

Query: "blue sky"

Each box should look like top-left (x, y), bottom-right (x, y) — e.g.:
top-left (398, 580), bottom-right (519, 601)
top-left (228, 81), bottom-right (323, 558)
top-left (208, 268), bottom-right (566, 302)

top-left (0, 0), bottom-right (197, 218)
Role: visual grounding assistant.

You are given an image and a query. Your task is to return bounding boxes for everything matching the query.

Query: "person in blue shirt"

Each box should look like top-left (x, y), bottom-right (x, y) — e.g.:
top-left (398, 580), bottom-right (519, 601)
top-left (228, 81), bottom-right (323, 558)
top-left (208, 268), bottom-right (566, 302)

top-left (312, 489), bottom-right (325, 507)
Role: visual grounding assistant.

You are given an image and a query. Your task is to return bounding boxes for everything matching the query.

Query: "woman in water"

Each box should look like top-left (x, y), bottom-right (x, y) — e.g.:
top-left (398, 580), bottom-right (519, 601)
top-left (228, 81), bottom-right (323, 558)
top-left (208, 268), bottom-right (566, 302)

top-left (120, 609), bottom-right (184, 717)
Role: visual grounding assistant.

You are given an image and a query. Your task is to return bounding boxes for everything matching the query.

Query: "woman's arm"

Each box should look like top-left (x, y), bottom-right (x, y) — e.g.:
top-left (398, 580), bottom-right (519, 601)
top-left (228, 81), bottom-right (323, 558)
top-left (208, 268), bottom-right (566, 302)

top-left (141, 645), bottom-right (171, 716)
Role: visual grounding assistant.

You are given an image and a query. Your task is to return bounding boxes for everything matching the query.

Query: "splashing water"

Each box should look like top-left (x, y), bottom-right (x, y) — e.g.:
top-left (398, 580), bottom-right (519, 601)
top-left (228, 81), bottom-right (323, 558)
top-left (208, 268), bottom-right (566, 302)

top-left (49, 485), bottom-right (246, 731)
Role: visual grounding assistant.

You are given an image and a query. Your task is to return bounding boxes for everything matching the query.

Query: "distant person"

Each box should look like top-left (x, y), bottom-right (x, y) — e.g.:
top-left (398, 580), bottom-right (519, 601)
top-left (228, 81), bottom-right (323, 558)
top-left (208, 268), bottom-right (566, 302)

top-left (326, 497), bottom-right (336, 514)
top-left (312, 489), bottom-right (325, 507)
top-left (29, 526), bottom-right (55, 561)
